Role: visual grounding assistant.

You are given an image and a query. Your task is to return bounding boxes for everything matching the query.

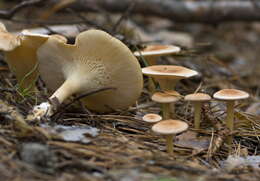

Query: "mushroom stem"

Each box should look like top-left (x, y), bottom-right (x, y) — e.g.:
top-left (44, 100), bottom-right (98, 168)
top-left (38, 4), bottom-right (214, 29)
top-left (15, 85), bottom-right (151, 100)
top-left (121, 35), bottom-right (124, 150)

top-left (50, 80), bottom-right (78, 105)
top-left (146, 56), bottom-right (157, 65)
top-left (157, 79), bottom-right (177, 91)
top-left (226, 101), bottom-right (235, 150)
top-left (194, 102), bottom-right (202, 129)
top-left (162, 103), bottom-right (171, 119)
top-left (165, 134), bottom-right (174, 154)
top-left (146, 57), bottom-right (157, 93)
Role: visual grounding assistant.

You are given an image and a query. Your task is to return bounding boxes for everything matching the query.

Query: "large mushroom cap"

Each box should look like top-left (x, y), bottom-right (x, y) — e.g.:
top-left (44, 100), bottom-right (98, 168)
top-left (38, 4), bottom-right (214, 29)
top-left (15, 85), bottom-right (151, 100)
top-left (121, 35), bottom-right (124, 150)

top-left (213, 89), bottom-right (249, 101)
top-left (37, 29), bottom-right (143, 112)
top-left (152, 119), bottom-right (188, 135)
top-left (134, 45), bottom-right (180, 57)
top-left (184, 93), bottom-right (211, 102)
top-left (142, 65), bottom-right (198, 80)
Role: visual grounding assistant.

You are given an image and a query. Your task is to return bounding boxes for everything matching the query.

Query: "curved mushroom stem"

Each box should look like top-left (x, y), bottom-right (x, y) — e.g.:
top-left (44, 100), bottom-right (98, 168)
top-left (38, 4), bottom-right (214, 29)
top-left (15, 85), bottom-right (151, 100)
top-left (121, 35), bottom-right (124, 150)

top-left (50, 80), bottom-right (78, 105)
top-left (162, 103), bottom-right (171, 119)
top-left (194, 102), bottom-right (202, 129)
top-left (146, 56), bottom-right (157, 66)
top-left (31, 80), bottom-right (78, 119)
top-left (226, 101), bottom-right (235, 151)
top-left (165, 134), bottom-right (174, 155)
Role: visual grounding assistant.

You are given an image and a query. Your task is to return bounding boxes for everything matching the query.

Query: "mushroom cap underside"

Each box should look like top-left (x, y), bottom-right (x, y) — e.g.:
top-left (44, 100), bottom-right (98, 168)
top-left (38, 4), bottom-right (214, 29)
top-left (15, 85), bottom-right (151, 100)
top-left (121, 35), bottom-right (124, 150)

top-left (37, 29), bottom-right (143, 112)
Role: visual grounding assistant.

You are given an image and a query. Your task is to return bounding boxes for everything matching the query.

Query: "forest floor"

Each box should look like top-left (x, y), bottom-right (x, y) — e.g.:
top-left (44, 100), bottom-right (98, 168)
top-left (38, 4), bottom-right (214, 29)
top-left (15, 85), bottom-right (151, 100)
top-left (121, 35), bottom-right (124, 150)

top-left (0, 5), bottom-right (260, 181)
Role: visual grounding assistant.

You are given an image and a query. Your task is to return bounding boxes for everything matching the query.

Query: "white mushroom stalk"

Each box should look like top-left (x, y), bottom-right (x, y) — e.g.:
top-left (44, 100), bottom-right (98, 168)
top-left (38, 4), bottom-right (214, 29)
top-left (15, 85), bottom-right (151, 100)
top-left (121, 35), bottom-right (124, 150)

top-left (32, 29), bottom-right (143, 118)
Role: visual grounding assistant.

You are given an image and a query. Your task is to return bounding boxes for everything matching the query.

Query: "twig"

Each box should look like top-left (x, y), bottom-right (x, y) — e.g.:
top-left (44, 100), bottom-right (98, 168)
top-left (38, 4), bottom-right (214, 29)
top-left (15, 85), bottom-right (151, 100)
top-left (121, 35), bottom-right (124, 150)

top-left (111, 1), bottom-right (136, 33)
top-left (51, 87), bottom-right (116, 117)
top-left (0, 0), bottom-right (43, 19)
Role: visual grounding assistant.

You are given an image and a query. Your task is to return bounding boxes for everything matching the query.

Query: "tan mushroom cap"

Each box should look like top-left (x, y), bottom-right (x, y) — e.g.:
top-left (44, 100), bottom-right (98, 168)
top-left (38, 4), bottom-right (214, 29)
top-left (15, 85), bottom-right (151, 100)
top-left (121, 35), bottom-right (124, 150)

top-left (134, 44), bottom-right (181, 57)
top-left (184, 93), bottom-right (211, 102)
top-left (4, 30), bottom-right (66, 91)
top-left (151, 91), bottom-right (181, 103)
top-left (142, 65), bottom-right (198, 79)
top-left (142, 113), bottom-right (162, 123)
top-left (213, 89), bottom-right (249, 101)
top-left (37, 29), bottom-right (143, 112)
top-left (152, 119), bottom-right (188, 135)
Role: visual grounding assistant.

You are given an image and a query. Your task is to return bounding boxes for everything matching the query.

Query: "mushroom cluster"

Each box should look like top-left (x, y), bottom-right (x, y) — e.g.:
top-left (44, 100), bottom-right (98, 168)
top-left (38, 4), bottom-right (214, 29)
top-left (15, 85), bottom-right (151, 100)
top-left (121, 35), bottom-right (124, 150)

top-left (137, 44), bottom-right (249, 154)
top-left (0, 22), bottom-right (143, 117)
top-left (0, 22), bottom-right (250, 155)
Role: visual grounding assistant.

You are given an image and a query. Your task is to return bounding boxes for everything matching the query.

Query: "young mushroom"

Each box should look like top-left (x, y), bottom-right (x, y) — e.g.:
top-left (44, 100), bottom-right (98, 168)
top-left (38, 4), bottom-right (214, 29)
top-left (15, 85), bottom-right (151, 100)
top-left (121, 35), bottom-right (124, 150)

top-left (134, 45), bottom-right (181, 65)
top-left (0, 23), bottom-right (61, 92)
top-left (184, 93), bottom-right (211, 129)
top-left (152, 119), bottom-right (188, 155)
top-left (151, 91), bottom-right (181, 119)
top-left (142, 113), bottom-right (162, 124)
top-left (213, 89), bottom-right (249, 150)
top-left (33, 29), bottom-right (143, 117)
top-left (142, 65), bottom-right (198, 91)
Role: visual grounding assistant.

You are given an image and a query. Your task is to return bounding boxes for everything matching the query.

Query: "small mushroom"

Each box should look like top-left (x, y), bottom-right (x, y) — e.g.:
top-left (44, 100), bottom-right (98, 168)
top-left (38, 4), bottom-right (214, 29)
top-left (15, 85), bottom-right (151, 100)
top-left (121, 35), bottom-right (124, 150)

top-left (184, 93), bottom-right (211, 129)
top-left (134, 44), bottom-right (180, 65)
top-left (142, 65), bottom-right (198, 91)
top-left (142, 113), bottom-right (162, 124)
top-left (151, 91), bottom-right (181, 119)
top-left (33, 29), bottom-right (143, 117)
top-left (213, 89), bottom-right (249, 149)
top-left (135, 45), bottom-right (180, 92)
top-left (0, 23), bottom-right (59, 91)
top-left (152, 119), bottom-right (188, 154)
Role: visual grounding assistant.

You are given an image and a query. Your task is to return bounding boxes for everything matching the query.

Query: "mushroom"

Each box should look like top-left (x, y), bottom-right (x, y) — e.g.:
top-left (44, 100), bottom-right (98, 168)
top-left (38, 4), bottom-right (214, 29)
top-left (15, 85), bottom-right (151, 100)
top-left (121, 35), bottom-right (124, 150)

top-left (151, 91), bottom-right (181, 119)
top-left (142, 113), bottom-right (162, 124)
top-left (142, 65), bottom-right (198, 91)
top-left (0, 23), bottom-right (60, 92)
top-left (134, 45), bottom-right (180, 65)
top-left (33, 29), bottom-right (143, 117)
top-left (134, 45), bottom-right (180, 92)
top-left (152, 119), bottom-right (188, 154)
top-left (213, 89), bottom-right (249, 149)
top-left (184, 93), bottom-right (211, 129)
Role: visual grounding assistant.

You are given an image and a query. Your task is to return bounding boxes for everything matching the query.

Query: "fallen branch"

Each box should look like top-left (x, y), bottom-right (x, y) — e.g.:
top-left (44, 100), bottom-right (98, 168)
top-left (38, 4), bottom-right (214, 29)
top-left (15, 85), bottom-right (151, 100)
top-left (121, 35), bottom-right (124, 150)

top-left (70, 0), bottom-right (260, 24)
top-left (0, 0), bottom-right (43, 19)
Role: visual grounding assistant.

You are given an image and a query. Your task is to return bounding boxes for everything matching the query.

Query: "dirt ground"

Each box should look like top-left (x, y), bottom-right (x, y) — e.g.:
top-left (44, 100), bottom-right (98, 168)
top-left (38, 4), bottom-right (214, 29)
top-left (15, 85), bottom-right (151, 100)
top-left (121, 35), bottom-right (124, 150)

top-left (0, 4), bottom-right (260, 181)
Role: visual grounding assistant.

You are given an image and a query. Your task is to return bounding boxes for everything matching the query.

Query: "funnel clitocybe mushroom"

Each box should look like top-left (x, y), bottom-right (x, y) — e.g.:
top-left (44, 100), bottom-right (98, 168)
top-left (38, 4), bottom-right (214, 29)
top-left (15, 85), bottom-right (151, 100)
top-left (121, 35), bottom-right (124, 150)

top-left (142, 65), bottom-right (198, 91)
top-left (152, 119), bottom-right (188, 155)
top-left (213, 89), bottom-right (249, 151)
top-left (33, 29), bottom-right (143, 118)
top-left (134, 45), bottom-right (180, 65)
top-left (0, 22), bottom-right (61, 92)
top-left (135, 45), bottom-right (180, 92)
top-left (184, 93), bottom-right (211, 129)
